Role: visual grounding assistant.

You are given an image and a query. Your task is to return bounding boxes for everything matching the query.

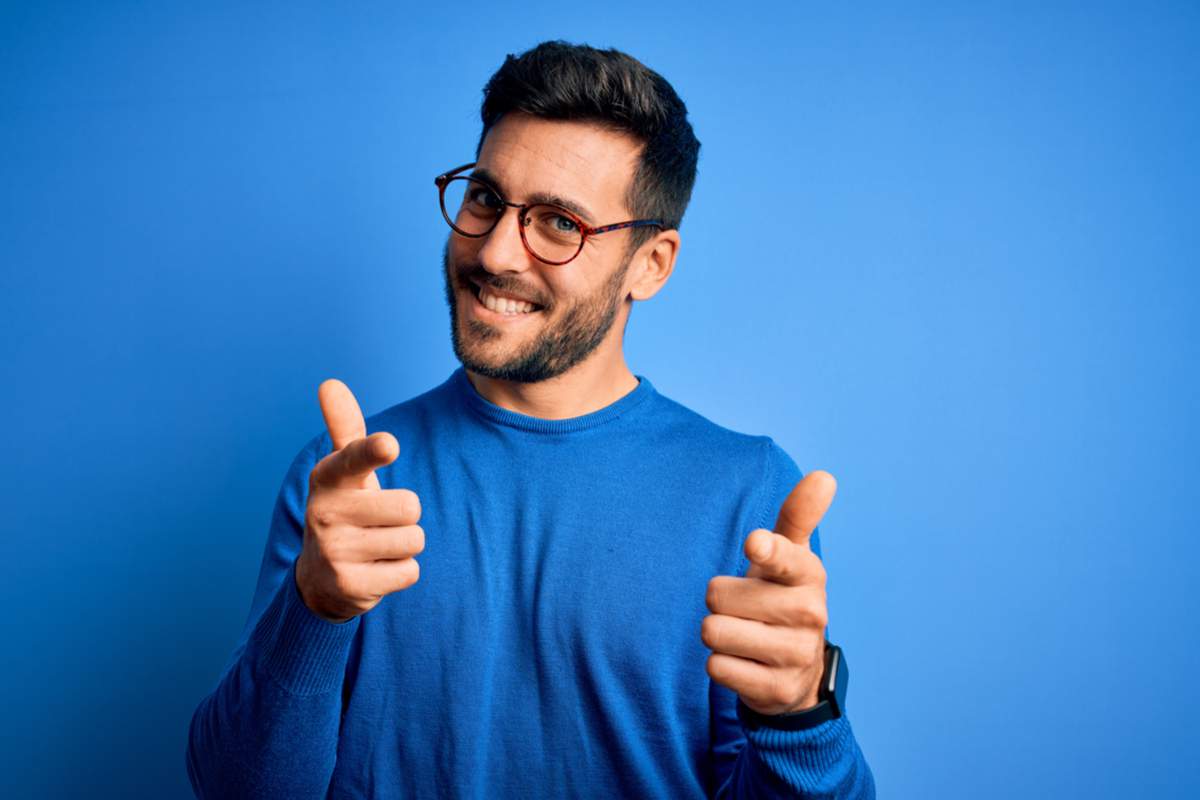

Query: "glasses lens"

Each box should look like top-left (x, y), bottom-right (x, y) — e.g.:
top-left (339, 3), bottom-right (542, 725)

top-left (521, 204), bottom-right (584, 263)
top-left (441, 176), bottom-right (502, 236)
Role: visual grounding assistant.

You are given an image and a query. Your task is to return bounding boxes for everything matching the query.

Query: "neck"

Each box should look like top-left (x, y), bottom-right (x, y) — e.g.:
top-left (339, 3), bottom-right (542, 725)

top-left (465, 350), bottom-right (639, 420)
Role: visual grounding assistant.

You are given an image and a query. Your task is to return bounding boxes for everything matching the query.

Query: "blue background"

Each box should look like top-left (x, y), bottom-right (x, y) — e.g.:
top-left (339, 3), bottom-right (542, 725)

top-left (2, 2), bottom-right (1197, 797)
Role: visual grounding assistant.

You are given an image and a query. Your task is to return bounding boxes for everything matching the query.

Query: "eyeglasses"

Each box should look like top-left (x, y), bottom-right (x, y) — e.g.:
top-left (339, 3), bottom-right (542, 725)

top-left (434, 162), bottom-right (666, 266)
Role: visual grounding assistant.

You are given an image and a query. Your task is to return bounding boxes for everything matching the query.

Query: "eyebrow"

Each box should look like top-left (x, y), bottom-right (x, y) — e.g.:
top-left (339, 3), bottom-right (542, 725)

top-left (468, 167), bottom-right (596, 225)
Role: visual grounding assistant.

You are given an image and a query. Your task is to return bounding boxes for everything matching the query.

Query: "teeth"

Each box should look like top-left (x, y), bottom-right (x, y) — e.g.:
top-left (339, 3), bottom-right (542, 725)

top-left (479, 287), bottom-right (536, 314)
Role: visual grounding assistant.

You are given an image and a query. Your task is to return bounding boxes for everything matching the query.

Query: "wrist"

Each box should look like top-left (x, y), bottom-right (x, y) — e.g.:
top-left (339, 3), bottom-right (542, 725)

top-left (737, 641), bottom-right (847, 732)
top-left (737, 696), bottom-right (836, 731)
top-left (294, 558), bottom-right (355, 624)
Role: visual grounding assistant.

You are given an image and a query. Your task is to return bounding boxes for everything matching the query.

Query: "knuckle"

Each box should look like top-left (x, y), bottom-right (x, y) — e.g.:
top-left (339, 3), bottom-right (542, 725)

top-left (787, 600), bottom-right (828, 631)
top-left (343, 436), bottom-right (366, 460)
top-left (779, 600), bottom-right (805, 627)
top-left (310, 504), bottom-right (337, 530)
top-left (812, 604), bottom-right (829, 630)
top-left (700, 615), bottom-right (721, 649)
top-left (771, 557), bottom-right (795, 580)
top-left (758, 536), bottom-right (791, 574)
top-left (314, 523), bottom-right (347, 558)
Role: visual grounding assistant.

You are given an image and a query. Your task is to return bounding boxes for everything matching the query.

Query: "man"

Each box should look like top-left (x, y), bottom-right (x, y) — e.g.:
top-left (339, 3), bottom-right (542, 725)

top-left (187, 40), bottom-right (874, 798)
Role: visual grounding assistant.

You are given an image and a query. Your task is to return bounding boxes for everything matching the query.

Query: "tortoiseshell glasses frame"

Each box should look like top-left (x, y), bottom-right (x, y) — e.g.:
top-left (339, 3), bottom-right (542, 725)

top-left (434, 162), bottom-right (666, 266)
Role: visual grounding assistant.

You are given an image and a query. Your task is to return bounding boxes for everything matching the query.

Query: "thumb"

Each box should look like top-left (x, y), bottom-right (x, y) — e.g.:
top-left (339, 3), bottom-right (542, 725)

top-left (773, 470), bottom-right (837, 549)
top-left (316, 378), bottom-right (390, 490)
top-left (319, 378), bottom-right (368, 451)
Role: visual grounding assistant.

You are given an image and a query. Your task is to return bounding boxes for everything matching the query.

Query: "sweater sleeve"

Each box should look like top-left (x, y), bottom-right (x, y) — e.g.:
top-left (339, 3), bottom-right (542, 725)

top-left (709, 439), bottom-right (876, 798)
top-left (186, 431), bottom-right (361, 800)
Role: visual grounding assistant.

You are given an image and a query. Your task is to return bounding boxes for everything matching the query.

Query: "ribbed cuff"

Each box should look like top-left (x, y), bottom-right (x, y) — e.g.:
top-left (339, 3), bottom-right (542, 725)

top-left (249, 561), bottom-right (360, 696)
top-left (744, 716), bottom-right (861, 795)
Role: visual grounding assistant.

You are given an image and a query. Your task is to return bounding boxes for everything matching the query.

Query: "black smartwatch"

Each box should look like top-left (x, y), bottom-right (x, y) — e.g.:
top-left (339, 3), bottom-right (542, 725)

top-left (736, 641), bottom-right (847, 732)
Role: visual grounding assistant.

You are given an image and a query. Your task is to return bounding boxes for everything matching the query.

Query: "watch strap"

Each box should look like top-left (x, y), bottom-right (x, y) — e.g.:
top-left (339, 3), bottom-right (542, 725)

top-left (737, 695), bottom-right (836, 731)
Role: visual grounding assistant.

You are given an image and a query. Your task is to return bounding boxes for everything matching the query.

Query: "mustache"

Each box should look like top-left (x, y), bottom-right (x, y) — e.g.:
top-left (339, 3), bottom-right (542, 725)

top-left (442, 242), bottom-right (549, 308)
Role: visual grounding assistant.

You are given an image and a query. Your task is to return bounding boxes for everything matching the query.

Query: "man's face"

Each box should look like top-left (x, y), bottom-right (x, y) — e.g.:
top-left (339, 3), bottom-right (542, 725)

top-left (441, 113), bottom-right (644, 384)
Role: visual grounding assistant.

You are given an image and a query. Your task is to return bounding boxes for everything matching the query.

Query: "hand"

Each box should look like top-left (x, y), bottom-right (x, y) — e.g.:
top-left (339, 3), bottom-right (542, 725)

top-left (702, 470), bottom-right (837, 716)
top-left (294, 379), bottom-right (424, 623)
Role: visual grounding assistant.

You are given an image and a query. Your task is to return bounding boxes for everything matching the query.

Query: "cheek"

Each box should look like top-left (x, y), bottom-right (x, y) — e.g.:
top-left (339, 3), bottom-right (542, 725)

top-left (448, 236), bottom-right (476, 265)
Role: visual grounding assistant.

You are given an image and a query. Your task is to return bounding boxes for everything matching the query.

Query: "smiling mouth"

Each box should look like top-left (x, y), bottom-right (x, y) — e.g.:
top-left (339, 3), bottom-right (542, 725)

top-left (468, 282), bottom-right (545, 316)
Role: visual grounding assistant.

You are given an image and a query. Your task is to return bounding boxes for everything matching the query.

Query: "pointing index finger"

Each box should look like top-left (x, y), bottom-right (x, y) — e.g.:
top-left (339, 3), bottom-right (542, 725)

top-left (312, 432), bottom-right (398, 490)
top-left (744, 529), bottom-right (821, 586)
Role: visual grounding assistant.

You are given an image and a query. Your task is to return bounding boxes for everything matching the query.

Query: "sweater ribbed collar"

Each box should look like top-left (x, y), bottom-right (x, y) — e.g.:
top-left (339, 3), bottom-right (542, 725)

top-left (450, 366), bottom-right (654, 435)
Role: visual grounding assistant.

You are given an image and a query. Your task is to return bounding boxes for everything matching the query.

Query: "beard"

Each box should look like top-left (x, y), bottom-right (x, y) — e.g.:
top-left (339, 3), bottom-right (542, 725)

top-left (441, 240), bottom-right (631, 384)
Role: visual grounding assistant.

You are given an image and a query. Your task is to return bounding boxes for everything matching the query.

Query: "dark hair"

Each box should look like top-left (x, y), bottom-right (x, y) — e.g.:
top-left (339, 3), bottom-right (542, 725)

top-left (476, 40), bottom-right (701, 256)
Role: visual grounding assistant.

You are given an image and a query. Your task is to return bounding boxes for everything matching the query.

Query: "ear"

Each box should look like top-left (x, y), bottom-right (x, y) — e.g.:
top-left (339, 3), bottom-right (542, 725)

top-left (628, 229), bottom-right (680, 302)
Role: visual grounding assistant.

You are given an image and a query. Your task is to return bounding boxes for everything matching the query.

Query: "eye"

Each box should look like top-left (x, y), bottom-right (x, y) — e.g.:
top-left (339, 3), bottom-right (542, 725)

top-left (550, 214), bottom-right (579, 233)
top-left (467, 185), bottom-right (503, 210)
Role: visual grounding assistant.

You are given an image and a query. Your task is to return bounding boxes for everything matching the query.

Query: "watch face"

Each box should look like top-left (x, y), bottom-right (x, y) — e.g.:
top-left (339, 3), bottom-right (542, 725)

top-left (822, 643), bottom-right (847, 717)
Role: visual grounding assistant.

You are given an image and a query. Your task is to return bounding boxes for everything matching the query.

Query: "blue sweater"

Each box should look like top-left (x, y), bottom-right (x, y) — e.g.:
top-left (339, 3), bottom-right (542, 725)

top-left (187, 367), bottom-right (875, 798)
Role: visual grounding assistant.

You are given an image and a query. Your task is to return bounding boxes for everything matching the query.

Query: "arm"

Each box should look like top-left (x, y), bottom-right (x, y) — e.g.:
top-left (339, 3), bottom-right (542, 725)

top-left (705, 441), bottom-right (878, 796)
top-left (185, 432), bottom-right (358, 800)
top-left (710, 674), bottom-right (875, 798)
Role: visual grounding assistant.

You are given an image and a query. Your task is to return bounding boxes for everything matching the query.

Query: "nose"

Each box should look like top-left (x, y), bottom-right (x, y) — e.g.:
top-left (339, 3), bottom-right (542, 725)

top-left (475, 206), bottom-right (535, 276)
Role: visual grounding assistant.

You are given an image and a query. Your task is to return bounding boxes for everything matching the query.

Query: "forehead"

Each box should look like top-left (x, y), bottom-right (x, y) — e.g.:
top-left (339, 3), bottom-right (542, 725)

top-left (476, 113), bottom-right (643, 219)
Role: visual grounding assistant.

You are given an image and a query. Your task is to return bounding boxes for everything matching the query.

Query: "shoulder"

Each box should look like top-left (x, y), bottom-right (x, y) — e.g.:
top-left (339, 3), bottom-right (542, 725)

top-left (643, 387), bottom-right (799, 481)
top-left (644, 386), bottom-right (812, 562)
top-left (332, 369), bottom-right (471, 453)
top-left (366, 377), bottom-right (452, 433)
